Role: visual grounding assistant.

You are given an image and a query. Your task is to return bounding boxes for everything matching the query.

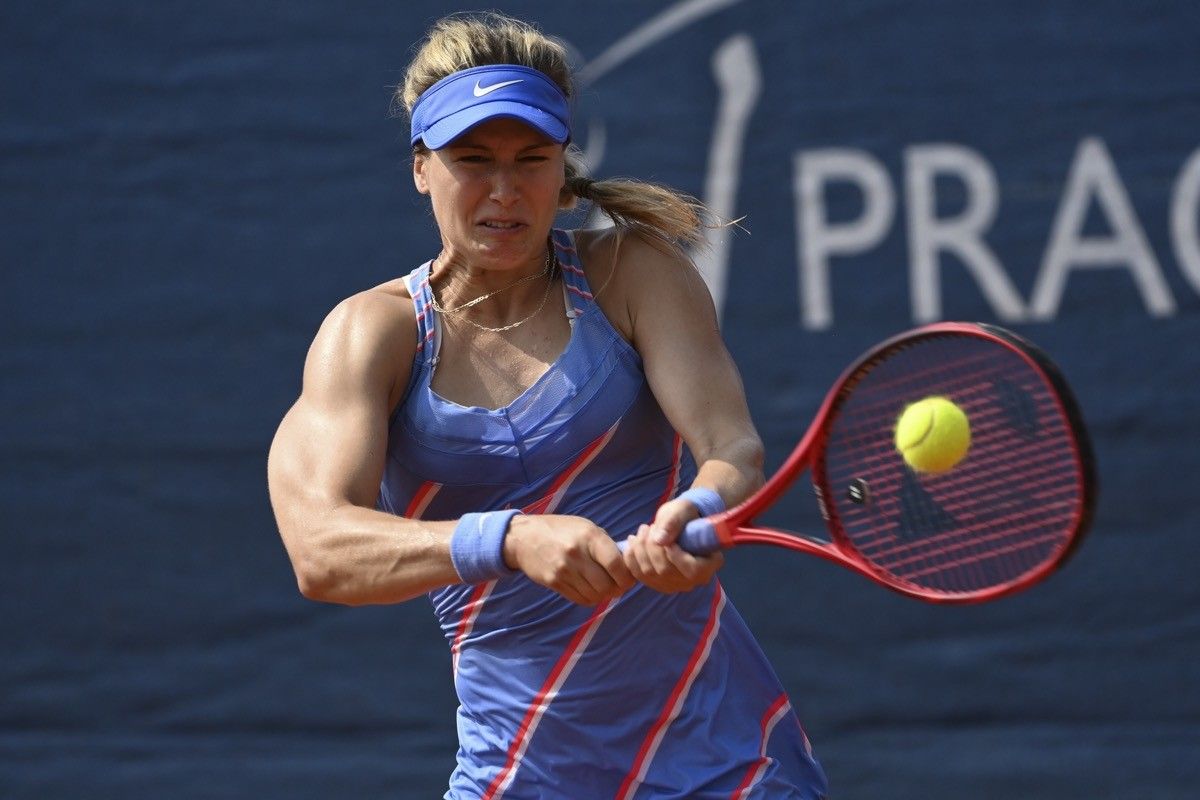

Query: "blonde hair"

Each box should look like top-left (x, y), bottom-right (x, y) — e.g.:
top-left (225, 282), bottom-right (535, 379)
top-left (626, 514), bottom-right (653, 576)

top-left (397, 12), bottom-right (711, 248)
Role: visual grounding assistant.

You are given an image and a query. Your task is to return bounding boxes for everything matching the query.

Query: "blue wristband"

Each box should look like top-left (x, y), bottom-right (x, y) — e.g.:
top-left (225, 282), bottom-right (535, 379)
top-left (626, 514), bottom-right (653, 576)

top-left (450, 510), bottom-right (522, 584)
top-left (677, 487), bottom-right (725, 518)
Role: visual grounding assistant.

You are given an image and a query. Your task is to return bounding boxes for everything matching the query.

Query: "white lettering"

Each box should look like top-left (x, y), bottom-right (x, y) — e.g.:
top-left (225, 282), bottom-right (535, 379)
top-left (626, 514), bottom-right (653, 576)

top-left (905, 144), bottom-right (1026, 323)
top-left (1171, 147), bottom-right (1200, 296)
top-left (795, 149), bottom-right (896, 329)
top-left (693, 33), bottom-right (761, 322)
top-left (1031, 137), bottom-right (1175, 319)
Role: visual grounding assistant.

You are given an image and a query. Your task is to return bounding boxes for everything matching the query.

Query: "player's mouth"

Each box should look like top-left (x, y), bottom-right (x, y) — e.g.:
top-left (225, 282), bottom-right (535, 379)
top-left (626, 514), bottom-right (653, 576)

top-left (479, 219), bottom-right (524, 230)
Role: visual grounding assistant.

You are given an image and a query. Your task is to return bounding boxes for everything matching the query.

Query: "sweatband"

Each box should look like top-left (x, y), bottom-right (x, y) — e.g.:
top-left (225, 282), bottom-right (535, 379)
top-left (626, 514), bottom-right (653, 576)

top-left (450, 509), bottom-right (522, 584)
top-left (677, 487), bottom-right (725, 518)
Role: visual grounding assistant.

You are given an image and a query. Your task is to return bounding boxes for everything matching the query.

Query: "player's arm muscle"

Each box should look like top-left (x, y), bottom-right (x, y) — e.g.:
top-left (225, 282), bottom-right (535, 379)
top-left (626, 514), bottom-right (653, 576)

top-left (618, 234), bottom-right (765, 506)
top-left (267, 292), bottom-right (460, 605)
top-left (579, 231), bottom-right (754, 587)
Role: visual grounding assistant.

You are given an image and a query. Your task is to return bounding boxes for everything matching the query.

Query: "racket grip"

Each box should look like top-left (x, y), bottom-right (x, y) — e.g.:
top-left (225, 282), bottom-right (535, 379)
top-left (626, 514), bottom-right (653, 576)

top-left (616, 519), bottom-right (721, 555)
top-left (678, 518), bottom-right (721, 554)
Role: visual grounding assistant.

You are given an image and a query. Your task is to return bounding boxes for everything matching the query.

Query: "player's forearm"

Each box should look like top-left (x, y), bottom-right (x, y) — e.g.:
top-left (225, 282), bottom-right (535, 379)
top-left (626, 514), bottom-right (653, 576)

top-left (690, 432), bottom-right (765, 509)
top-left (284, 505), bottom-right (461, 606)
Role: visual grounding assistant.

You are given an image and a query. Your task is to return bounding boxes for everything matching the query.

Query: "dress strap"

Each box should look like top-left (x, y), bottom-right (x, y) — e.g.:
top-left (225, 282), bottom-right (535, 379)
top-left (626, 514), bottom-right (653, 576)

top-left (403, 260), bottom-right (441, 367)
top-left (552, 229), bottom-right (594, 321)
top-left (390, 260), bottom-right (441, 423)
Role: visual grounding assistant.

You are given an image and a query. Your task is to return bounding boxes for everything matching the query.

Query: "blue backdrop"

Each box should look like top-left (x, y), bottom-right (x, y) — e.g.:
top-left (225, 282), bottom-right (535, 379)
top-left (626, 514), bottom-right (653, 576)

top-left (4, 1), bottom-right (1199, 797)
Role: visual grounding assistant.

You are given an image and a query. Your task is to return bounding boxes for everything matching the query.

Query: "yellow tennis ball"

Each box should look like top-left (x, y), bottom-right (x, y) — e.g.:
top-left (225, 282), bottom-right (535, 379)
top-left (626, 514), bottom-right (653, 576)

top-left (894, 396), bottom-right (971, 473)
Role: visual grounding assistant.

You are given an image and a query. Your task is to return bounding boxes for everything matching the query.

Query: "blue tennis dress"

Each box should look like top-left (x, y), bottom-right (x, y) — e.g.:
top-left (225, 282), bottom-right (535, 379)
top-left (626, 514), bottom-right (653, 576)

top-left (378, 229), bottom-right (828, 799)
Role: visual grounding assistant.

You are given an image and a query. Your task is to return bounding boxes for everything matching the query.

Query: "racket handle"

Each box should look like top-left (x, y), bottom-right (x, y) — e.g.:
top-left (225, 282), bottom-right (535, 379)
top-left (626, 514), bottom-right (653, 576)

top-left (679, 518), bottom-right (720, 554)
top-left (615, 518), bottom-right (722, 555)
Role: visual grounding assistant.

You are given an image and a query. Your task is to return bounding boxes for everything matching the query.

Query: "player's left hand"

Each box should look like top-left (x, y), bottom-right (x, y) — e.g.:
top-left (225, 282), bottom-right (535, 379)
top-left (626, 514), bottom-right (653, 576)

top-left (622, 497), bottom-right (723, 593)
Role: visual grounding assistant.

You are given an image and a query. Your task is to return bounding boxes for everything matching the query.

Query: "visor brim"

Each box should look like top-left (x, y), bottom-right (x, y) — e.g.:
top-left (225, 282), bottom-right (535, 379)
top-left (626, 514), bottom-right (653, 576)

top-left (417, 101), bottom-right (570, 150)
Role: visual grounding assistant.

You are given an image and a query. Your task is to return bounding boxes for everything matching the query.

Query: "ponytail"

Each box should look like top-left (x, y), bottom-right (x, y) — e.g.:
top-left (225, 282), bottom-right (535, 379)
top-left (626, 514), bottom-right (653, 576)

top-left (562, 149), bottom-right (713, 250)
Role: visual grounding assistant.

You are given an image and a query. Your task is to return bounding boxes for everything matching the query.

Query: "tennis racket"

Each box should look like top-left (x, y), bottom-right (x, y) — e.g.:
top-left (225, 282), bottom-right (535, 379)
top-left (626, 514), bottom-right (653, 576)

top-left (668, 322), bottom-right (1096, 604)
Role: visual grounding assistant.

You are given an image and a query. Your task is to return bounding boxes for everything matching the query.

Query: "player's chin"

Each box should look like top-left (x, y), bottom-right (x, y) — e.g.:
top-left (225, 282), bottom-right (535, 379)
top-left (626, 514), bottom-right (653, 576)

top-left (475, 240), bottom-right (539, 268)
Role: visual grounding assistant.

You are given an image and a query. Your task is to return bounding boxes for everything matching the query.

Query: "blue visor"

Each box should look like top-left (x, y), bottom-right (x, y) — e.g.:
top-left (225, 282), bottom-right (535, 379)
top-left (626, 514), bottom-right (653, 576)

top-left (410, 64), bottom-right (571, 150)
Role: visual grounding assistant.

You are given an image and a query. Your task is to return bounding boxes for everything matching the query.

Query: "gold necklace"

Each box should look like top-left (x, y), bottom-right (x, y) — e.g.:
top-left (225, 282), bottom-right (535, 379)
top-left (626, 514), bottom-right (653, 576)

top-left (430, 245), bottom-right (558, 334)
top-left (453, 268), bottom-right (556, 333)
top-left (429, 245), bottom-right (552, 315)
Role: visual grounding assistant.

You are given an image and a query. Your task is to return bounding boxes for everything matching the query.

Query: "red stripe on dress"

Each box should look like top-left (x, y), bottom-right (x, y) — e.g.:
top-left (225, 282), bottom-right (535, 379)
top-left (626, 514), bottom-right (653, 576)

top-left (482, 599), bottom-right (617, 799)
top-left (657, 433), bottom-right (684, 508)
top-left (522, 420), bottom-right (619, 515)
top-left (405, 481), bottom-right (490, 680)
top-left (729, 693), bottom-right (793, 800)
top-left (457, 420), bottom-right (621, 790)
top-left (615, 584), bottom-right (728, 800)
top-left (413, 275), bottom-right (431, 308)
top-left (416, 320), bottom-right (436, 354)
top-left (451, 579), bottom-right (496, 680)
top-left (405, 481), bottom-right (489, 679)
top-left (566, 283), bottom-right (595, 301)
top-left (402, 481), bottom-right (441, 519)
top-left (410, 275), bottom-right (433, 354)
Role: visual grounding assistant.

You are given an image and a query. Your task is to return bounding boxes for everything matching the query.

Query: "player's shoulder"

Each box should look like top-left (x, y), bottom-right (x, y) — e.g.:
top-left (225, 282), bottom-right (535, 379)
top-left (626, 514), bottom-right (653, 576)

top-left (320, 280), bottom-right (414, 344)
top-left (305, 280), bottom-right (417, 397)
top-left (573, 226), bottom-right (690, 280)
top-left (573, 226), bottom-right (709, 320)
top-left (570, 227), bottom-right (708, 341)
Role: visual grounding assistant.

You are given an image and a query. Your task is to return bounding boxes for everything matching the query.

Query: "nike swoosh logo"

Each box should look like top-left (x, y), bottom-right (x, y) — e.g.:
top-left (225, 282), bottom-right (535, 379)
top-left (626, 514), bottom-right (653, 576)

top-left (473, 79), bottom-right (524, 97)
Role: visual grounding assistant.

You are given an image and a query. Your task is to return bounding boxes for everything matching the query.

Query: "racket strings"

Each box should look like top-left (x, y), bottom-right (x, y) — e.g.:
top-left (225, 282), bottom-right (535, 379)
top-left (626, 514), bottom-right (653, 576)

top-left (819, 335), bottom-right (1084, 597)
top-left (859, 439), bottom-right (1077, 519)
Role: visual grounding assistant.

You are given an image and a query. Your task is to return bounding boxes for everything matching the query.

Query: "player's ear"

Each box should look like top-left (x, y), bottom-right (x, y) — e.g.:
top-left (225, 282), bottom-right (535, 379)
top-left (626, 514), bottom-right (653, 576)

top-left (413, 152), bottom-right (430, 195)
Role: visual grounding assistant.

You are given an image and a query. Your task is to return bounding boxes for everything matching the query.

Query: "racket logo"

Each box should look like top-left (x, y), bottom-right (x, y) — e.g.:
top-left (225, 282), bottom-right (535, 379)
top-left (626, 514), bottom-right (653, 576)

top-left (847, 478), bottom-right (870, 506)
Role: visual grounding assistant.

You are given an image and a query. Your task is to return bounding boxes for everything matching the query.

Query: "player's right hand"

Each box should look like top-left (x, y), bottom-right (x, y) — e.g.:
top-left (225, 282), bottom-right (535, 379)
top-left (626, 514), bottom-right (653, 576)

top-left (503, 514), bottom-right (635, 605)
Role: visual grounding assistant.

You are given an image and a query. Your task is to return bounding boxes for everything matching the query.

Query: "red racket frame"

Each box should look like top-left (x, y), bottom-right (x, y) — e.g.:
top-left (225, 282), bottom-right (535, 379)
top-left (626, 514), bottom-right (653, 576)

top-left (699, 322), bottom-right (1097, 603)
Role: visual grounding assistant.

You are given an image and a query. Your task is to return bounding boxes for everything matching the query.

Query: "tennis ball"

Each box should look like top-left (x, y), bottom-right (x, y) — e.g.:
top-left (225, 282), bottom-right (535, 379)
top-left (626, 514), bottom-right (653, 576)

top-left (894, 396), bottom-right (971, 473)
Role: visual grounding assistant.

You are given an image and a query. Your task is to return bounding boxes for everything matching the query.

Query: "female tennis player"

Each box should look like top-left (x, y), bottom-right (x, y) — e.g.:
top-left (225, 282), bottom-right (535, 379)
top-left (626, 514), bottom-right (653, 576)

top-left (267, 12), bottom-right (827, 799)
